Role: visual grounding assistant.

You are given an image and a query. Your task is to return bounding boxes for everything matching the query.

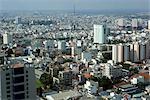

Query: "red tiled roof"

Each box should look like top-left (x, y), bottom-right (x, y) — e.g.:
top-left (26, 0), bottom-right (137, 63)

top-left (113, 81), bottom-right (130, 88)
top-left (139, 73), bottom-right (150, 80)
top-left (12, 63), bottom-right (24, 68)
top-left (83, 73), bottom-right (92, 79)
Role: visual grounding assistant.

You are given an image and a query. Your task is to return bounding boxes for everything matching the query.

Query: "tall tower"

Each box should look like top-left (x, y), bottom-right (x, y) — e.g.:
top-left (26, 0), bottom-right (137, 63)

top-left (15, 17), bottom-right (22, 24)
top-left (148, 20), bottom-right (150, 30)
top-left (93, 25), bottom-right (106, 44)
top-left (112, 45), bottom-right (118, 63)
top-left (3, 33), bottom-right (13, 45)
top-left (72, 4), bottom-right (76, 31)
top-left (0, 58), bottom-right (36, 100)
top-left (132, 19), bottom-right (138, 30)
top-left (117, 18), bottom-right (125, 28)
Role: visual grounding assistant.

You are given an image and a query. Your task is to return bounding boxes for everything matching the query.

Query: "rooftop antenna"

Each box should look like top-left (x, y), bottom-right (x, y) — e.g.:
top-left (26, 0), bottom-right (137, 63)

top-left (73, 4), bottom-right (76, 31)
top-left (73, 4), bottom-right (75, 16)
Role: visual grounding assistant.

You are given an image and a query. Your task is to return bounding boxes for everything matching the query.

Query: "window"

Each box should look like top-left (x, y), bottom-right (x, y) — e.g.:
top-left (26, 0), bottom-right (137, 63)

top-left (26, 75), bottom-right (28, 77)
top-left (6, 73), bottom-right (10, 76)
top-left (13, 76), bottom-right (24, 83)
top-left (26, 79), bottom-right (28, 81)
top-left (13, 67), bottom-right (24, 75)
top-left (13, 85), bottom-right (25, 92)
top-left (6, 86), bottom-right (10, 89)
top-left (6, 77), bottom-right (10, 80)
top-left (7, 90), bottom-right (10, 93)
top-left (7, 95), bottom-right (10, 98)
top-left (6, 82), bottom-right (10, 84)
top-left (13, 93), bottom-right (25, 99)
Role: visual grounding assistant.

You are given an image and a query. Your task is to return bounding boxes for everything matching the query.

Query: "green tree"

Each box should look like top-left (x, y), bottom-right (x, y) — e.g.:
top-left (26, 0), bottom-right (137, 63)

top-left (91, 76), bottom-right (113, 90)
top-left (99, 76), bottom-right (113, 90)
top-left (40, 73), bottom-right (53, 89)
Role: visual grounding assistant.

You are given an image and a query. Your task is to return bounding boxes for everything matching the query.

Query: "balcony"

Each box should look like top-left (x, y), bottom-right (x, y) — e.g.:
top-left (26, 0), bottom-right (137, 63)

top-left (13, 84), bottom-right (25, 93)
top-left (13, 76), bottom-right (24, 84)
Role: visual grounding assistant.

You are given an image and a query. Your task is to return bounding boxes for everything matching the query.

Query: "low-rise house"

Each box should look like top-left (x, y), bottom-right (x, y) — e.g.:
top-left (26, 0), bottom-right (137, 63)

top-left (84, 80), bottom-right (99, 95)
top-left (119, 84), bottom-right (138, 94)
top-left (130, 75), bottom-right (144, 85)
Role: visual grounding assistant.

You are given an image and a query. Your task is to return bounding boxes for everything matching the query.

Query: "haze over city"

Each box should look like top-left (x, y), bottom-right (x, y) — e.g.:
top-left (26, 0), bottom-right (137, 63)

top-left (0, 0), bottom-right (149, 12)
top-left (0, 0), bottom-right (150, 100)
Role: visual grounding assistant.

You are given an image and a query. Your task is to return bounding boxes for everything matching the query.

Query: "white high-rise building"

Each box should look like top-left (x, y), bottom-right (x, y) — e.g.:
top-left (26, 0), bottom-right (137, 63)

top-left (133, 42), bottom-right (140, 62)
top-left (132, 19), bottom-right (138, 28)
top-left (118, 44), bottom-right (124, 62)
top-left (112, 45), bottom-right (118, 63)
top-left (93, 25), bottom-right (107, 44)
top-left (148, 20), bottom-right (150, 30)
top-left (15, 17), bottom-right (22, 24)
top-left (3, 33), bottom-right (13, 45)
top-left (0, 59), bottom-right (36, 100)
top-left (124, 44), bottom-right (130, 61)
top-left (117, 18), bottom-right (125, 27)
top-left (57, 40), bottom-right (66, 50)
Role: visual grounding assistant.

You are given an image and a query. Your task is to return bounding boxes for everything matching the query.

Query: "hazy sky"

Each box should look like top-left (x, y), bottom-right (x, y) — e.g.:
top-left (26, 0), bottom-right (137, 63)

top-left (0, 0), bottom-right (149, 11)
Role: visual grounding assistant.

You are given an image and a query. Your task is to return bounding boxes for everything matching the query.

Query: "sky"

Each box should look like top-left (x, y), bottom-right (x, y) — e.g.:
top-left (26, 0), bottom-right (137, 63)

top-left (0, 0), bottom-right (149, 12)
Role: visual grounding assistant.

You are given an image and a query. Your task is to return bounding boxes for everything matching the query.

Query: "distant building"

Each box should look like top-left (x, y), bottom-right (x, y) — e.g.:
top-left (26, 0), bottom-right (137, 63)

top-left (112, 42), bottom-right (147, 63)
top-left (15, 17), bottom-right (22, 24)
top-left (44, 40), bottom-right (54, 50)
top-left (93, 25), bottom-right (107, 44)
top-left (132, 19), bottom-right (138, 29)
top-left (148, 20), bottom-right (150, 30)
top-left (117, 18), bottom-right (125, 27)
top-left (57, 40), bottom-right (66, 51)
top-left (3, 33), bottom-right (13, 45)
top-left (112, 45), bottom-right (118, 63)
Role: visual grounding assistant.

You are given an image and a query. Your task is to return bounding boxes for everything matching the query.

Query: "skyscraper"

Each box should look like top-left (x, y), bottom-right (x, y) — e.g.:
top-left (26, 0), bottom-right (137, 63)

top-left (132, 19), bottom-right (138, 28)
top-left (0, 57), bottom-right (36, 100)
top-left (15, 17), bottom-right (22, 24)
top-left (117, 18), bottom-right (125, 27)
top-left (3, 33), bottom-right (13, 45)
top-left (148, 20), bottom-right (150, 30)
top-left (93, 25), bottom-right (106, 44)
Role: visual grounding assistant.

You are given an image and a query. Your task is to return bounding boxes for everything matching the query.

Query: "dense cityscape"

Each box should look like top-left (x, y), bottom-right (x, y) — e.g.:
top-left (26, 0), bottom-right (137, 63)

top-left (0, 0), bottom-right (150, 100)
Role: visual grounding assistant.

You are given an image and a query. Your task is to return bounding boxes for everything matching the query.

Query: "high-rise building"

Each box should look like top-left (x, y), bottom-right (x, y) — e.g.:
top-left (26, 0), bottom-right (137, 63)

top-left (3, 33), bottom-right (13, 45)
top-left (0, 58), bottom-right (36, 100)
top-left (140, 43), bottom-right (146, 60)
top-left (132, 19), bottom-right (138, 28)
top-left (112, 45), bottom-right (118, 63)
top-left (118, 44), bottom-right (124, 62)
top-left (93, 25), bottom-right (107, 44)
top-left (148, 20), bottom-right (150, 30)
top-left (15, 17), bottom-right (22, 24)
top-left (112, 43), bottom-right (147, 63)
top-left (57, 40), bottom-right (66, 51)
top-left (133, 42), bottom-right (140, 62)
top-left (117, 18), bottom-right (125, 27)
top-left (124, 44), bottom-right (130, 61)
